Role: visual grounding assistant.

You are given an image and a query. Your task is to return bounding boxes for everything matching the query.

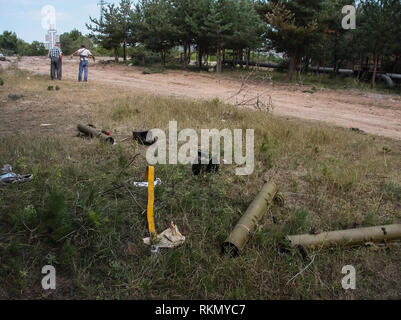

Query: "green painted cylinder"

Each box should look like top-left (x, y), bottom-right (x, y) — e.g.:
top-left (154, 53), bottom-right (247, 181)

top-left (287, 224), bottom-right (401, 248)
top-left (222, 181), bottom-right (278, 256)
top-left (77, 124), bottom-right (114, 144)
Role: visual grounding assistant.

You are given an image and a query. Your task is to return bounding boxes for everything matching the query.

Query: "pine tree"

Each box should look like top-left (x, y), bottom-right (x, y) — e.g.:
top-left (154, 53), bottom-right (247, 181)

top-left (136, 0), bottom-right (179, 67)
top-left (265, 0), bottom-right (322, 81)
top-left (86, 1), bottom-right (132, 62)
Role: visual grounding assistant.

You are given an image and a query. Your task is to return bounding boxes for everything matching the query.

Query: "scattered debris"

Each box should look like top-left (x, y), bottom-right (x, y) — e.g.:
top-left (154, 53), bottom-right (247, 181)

top-left (143, 222), bottom-right (186, 249)
top-left (133, 130), bottom-right (157, 145)
top-left (133, 178), bottom-right (162, 188)
top-left (1, 164), bottom-right (13, 174)
top-left (192, 150), bottom-right (219, 176)
top-left (297, 245), bottom-right (309, 261)
top-left (222, 181), bottom-right (279, 257)
top-left (286, 255), bottom-right (316, 285)
top-left (287, 224), bottom-right (401, 249)
top-left (0, 164), bottom-right (33, 186)
top-left (77, 124), bottom-right (115, 144)
top-left (40, 124), bottom-right (53, 127)
top-left (351, 127), bottom-right (366, 135)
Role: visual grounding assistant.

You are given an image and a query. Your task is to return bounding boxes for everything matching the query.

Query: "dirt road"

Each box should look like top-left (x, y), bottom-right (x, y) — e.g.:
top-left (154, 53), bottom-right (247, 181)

top-left (6, 56), bottom-right (401, 140)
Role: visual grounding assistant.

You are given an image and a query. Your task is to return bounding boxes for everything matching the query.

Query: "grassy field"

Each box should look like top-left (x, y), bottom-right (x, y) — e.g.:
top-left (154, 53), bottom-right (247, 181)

top-left (0, 66), bottom-right (400, 299)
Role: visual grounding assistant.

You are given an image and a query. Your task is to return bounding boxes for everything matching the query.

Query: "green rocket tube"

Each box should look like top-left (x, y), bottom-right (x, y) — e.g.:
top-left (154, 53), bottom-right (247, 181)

top-left (223, 181), bottom-right (278, 256)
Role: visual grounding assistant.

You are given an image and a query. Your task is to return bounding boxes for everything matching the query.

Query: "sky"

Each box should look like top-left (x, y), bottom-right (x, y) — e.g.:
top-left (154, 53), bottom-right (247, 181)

top-left (0, 0), bottom-right (123, 43)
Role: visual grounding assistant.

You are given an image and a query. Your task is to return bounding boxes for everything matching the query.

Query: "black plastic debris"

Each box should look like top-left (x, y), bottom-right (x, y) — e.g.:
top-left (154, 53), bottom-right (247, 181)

top-left (192, 150), bottom-right (219, 176)
top-left (133, 130), bottom-right (157, 145)
top-left (351, 128), bottom-right (366, 135)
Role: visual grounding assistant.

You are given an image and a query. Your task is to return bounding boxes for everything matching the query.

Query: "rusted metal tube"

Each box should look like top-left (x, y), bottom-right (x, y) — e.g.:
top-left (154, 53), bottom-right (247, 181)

top-left (77, 124), bottom-right (114, 144)
top-left (222, 181), bottom-right (278, 256)
top-left (287, 224), bottom-right (401, 248)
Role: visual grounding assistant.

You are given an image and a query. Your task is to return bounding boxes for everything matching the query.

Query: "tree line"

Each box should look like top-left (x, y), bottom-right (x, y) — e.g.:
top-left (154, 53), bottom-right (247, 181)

top-left (86, 0), bottom-right (401, 85)
top-left (0, 31), bottom-right (47, 56)
top-left (2, 0), bottom-right (401, 87)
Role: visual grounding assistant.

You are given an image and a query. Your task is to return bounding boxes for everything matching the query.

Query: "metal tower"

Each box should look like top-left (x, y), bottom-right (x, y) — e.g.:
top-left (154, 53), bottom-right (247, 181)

top-left (45, 24), bottom-right (60, 50)
top-left (98, 0), bottom-right (107, 24)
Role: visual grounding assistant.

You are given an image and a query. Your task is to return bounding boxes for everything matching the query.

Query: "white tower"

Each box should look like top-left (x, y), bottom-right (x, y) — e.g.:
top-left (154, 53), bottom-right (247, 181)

top-left (98, 0), bottom-right (107, 24)
top-left (45, 24), bottom-right (60, 49)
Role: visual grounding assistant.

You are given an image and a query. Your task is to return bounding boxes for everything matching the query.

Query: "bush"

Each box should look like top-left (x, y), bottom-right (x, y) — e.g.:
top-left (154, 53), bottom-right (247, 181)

top-left (130, 45), bottom-right (161, 66)
top-left (8, 93), bottom-right (23, 100)
top-left (276, 58), bottom-right (290, 72)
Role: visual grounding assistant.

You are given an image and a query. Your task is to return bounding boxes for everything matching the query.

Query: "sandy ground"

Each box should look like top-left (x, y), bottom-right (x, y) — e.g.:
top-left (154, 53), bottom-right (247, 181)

top-left (3, 56), bottom-right (401, 140)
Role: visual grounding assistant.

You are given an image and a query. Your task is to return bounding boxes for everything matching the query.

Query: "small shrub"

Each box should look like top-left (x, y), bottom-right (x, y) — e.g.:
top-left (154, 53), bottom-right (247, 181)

top-left (7, 93), bottom-right (23, 101)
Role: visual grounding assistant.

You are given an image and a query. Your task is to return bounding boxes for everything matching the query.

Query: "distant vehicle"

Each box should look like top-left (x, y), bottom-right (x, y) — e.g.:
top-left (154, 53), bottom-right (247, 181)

top-left (0, 53), bottom-right (5, 61)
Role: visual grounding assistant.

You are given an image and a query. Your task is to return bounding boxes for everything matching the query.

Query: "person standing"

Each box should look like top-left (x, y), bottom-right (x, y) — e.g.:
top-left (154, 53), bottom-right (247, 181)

top-left (48, 43), bottom-right (62, 80)
top-left (70, 45), bottom-right (95, 82)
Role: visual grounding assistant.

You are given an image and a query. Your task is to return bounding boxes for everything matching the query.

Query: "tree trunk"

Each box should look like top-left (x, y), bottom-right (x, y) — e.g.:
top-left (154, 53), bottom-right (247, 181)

top-left (246, 48), bottom-right (250, 69)
top-left (123, 43), bottom-right (127, 61)
top-left (160, 50), bottom-right (166, 68)
top-left (114, 48), bottom-right (119, 63)
top-left (183, 42), bottom-right (188, 68)
top-left (233, 49), bottom-right (237, 67)
top-left (216, 46), bottom-right (222, 73)
top-left (372, 49), bottom-right (379, 89)
top-left (333, 35), bottom-right (338, 77)
top-left (197, 47), bottom-right (202, 69)
top-left (239, 48), bottom-right (244, 68)
top-left (286, 52), bottom-right (299, 81)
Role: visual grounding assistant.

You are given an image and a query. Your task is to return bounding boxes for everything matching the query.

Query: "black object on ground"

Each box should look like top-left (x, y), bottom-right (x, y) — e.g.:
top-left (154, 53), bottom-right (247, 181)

top-left (192, 150), bottom-right (219, 176)
top-left (133, 130), bottom-right (157, 145)
top-left (351, 128), bottom-right (366, 134)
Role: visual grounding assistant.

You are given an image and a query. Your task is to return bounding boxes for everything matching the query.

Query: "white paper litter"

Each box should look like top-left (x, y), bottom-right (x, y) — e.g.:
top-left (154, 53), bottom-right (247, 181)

top-left (143, 222), bottom-right (185, 249)
top-left (133, 178), bottom-right (162, 187)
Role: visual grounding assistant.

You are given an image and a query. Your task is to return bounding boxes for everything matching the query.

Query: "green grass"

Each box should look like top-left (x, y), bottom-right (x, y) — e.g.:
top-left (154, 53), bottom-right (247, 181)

top-left (0, 68), bottom-right (400, 299)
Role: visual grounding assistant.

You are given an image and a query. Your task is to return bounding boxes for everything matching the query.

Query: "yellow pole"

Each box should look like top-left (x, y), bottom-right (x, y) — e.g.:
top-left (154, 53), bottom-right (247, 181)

top-left (145, 166), bottom-right (157, 241)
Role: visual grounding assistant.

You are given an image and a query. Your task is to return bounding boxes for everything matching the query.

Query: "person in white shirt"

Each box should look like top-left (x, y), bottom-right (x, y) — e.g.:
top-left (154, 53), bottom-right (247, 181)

top-left (70, 45), bottom-right (95, 82)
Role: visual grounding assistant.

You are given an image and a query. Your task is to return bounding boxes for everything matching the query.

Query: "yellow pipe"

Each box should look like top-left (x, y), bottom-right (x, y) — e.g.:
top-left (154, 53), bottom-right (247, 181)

top-left (145, 166), bottom-right (157, 241)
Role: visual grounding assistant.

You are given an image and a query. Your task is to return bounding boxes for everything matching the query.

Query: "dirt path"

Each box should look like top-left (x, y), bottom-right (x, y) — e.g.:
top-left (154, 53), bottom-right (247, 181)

top-left (9, 56), bottom-right (401, 140)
